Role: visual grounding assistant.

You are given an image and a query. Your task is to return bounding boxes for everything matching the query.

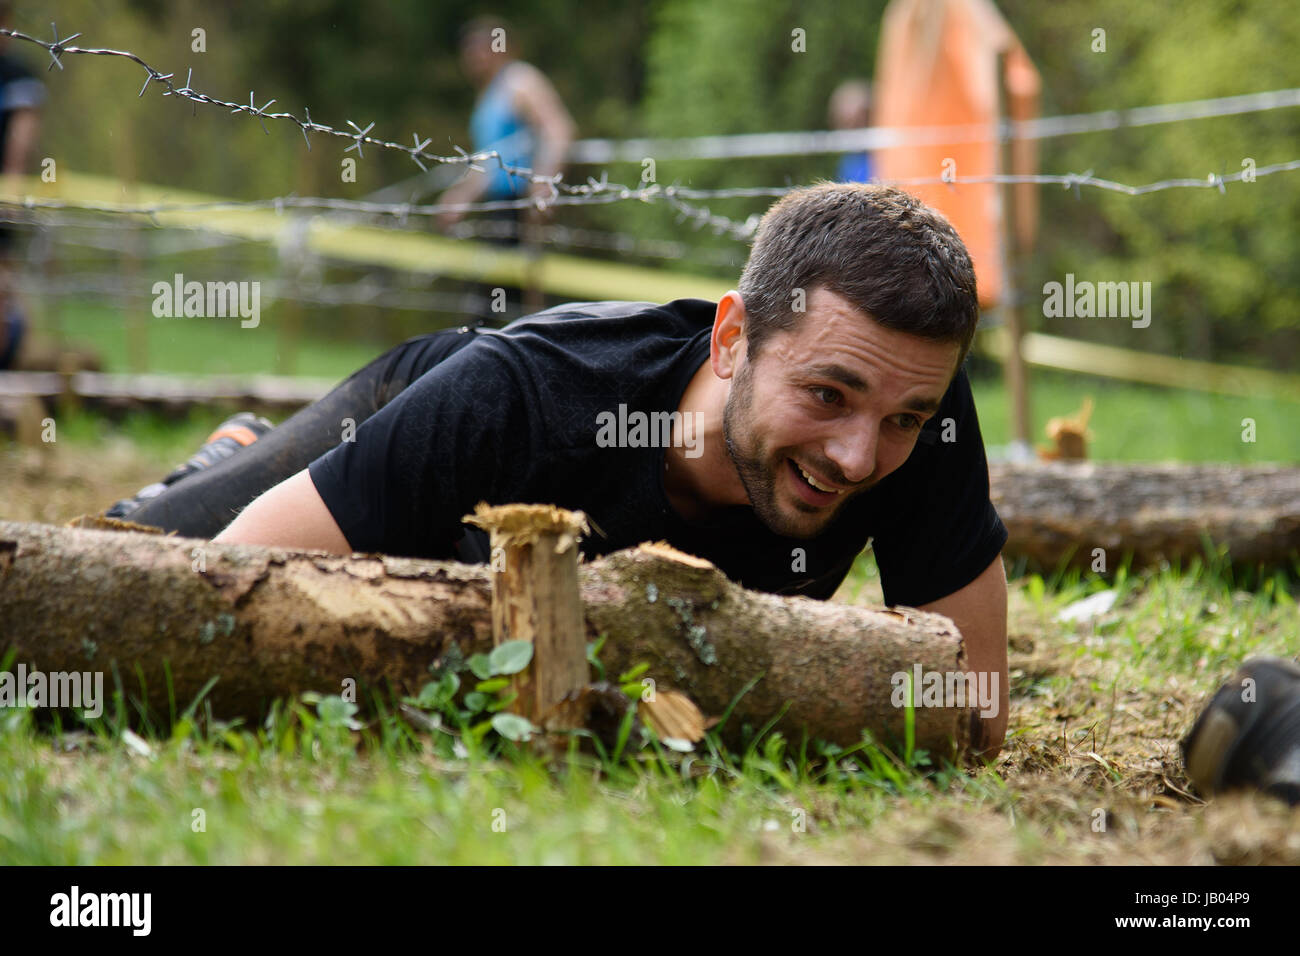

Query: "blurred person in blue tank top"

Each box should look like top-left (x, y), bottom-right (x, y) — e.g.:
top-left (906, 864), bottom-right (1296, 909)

top-left (829, 79), bottom-right (875, 185)
top-left (438, 16), bottom-right (576, 239)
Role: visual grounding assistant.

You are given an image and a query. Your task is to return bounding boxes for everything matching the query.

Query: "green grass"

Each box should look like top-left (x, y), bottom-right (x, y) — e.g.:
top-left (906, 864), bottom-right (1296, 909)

top-left (52, 406), bottom-right (223, 465)
top-left (0, 651), bottom-right (971, 865)
top-left (7, 301), bottom-right (1298, 864)
top-left (50, 300), bottom-right (382, 381)
top-left (1, 551), bottom-right (1296, 865)
top-left (969, 366), bottom-right (1300, 463)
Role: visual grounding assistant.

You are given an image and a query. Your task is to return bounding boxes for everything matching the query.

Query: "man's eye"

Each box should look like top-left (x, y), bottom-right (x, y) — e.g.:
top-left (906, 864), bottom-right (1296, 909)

top-left (895, 414), bottom-right (923, 431)
top-left (810, 386), bottom-right (839, 405)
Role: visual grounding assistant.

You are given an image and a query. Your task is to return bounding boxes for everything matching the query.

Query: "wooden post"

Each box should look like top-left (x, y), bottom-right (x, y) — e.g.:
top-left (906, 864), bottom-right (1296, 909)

top-left (465, 502), bottom-right (590, 722)
top-left (996, 51), bottom-right (1032, 451)
top-left (55, 351), bottom-right (79, 419)
top-left (114, 116), bottom-right (148, 376)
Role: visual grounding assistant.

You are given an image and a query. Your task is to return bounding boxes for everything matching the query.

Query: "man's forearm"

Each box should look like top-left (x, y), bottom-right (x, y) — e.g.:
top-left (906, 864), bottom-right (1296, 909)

top-left (918, 553), bottom-right (1010, 763)
top-left (2, 109), bottom-right (39, 177)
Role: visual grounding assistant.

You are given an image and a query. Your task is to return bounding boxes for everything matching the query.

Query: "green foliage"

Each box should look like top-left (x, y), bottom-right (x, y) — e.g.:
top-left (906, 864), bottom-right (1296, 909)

top-left (29, 0), bottom-right (1298, 371)
top-left (605, 0), bottom-right (886, 272)
top-left (1000, 0), bottom-right (1300, 368)
top-left (487, 640), bottom-right (533, 676)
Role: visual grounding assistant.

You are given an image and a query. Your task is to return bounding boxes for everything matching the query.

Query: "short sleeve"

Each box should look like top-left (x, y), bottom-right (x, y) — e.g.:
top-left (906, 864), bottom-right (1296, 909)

top-left (308, 341), bottom-right (538, 557)
top-left (868, 366), bottom-right (1007, 608)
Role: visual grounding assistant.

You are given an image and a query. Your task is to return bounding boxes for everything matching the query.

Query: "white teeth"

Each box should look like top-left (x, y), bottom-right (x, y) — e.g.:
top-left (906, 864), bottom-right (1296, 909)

top-left (798, 464), bottom-right (842, 494)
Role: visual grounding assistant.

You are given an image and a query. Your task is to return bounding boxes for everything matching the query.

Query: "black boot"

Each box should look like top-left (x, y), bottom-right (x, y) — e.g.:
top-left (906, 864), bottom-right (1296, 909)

top-left (105, 412), bottom-right (275, 519)
top-left (1182, 656), bottom-right (1300, 805)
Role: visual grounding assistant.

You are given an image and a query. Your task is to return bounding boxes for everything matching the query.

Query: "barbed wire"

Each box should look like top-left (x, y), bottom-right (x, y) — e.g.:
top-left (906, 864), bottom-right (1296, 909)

top-left (443, 218), bottom-right (744, 268)
top-left (12, 271), bottom-right (528, 320)
top-left (0, 187), bottom-right (764, 241)
top-left (571, 87), bottom-right (1300, 163)
top-left (14, 21), bottom-right (1299, 175)
top-left (4, 23), bottom-right (1300, 243)
top-left (1, 207), bottom-right (747, 268)
top-left (1, 23), bottom-right (588, 205)
top-left (7, 160), bottom-right (1299, 241)
top-left (13, 25), bottom-right (1300, 212)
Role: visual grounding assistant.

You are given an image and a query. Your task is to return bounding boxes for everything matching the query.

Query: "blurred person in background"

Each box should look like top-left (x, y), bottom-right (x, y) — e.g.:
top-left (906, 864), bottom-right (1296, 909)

top-left (829, 79), bottom-right (875, 185)
top-left (437, 15), bottom-right (576, 238)
top-left (0, 0), bottom-right (44, 371)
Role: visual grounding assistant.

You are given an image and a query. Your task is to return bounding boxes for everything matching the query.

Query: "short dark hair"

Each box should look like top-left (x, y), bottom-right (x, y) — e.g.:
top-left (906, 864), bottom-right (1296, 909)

top-left (738, 183), bottom-right (980, 370)
top-left (459, 16), bottom-right (510, 47)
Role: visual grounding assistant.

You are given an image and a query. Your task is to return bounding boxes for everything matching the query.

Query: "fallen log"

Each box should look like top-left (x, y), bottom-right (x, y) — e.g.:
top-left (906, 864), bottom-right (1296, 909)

top-left (0, 519), bottom-right (970, 755)
top-left (990, 462), bottom-right (1300, 571)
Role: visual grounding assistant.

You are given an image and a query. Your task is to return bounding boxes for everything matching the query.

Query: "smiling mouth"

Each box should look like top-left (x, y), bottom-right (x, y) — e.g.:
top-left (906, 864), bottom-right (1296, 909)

top-left (787, 457), bottom-right (846, 505)
top-left (796, 461), bottom-right (843, 493)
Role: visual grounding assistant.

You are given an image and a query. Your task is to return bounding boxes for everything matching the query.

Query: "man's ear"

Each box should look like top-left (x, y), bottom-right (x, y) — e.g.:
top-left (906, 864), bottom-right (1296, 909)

top-left (711, 290), bottom-right (747, 380)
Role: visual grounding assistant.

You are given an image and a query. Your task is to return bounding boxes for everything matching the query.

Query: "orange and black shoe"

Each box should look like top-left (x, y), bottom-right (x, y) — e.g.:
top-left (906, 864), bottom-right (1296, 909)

top-left (1181, 656), bottom-right (1300, 806)
top-left (105, 412), bottom-right (275, 519)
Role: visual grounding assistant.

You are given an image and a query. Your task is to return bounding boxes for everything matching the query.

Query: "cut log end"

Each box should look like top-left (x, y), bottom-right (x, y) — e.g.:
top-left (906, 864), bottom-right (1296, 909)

top-left (464, 501), bottom-right (590, 554)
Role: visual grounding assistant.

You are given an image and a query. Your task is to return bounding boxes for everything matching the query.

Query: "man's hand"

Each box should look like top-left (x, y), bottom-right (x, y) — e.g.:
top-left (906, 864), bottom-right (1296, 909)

top-left (918, 553), bottom-right (1009, 763)
top-left (437, 173), bottom-right (488, 230)
top-left (213, 469), bottom-right (353, 555)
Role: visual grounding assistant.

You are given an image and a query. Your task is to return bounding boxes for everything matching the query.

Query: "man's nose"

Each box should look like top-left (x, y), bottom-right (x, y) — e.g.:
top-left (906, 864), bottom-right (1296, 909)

top-left (825, 421), bottom-right (877, 486)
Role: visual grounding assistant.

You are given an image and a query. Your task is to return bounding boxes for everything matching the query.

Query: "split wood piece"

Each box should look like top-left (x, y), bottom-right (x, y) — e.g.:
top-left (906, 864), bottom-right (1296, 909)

top-left (0, 519), bottom-right (970, 755)
top-left (638, 689), bottom-right (707, 743)
top-left (464, 502), bottom-right (590, 723)
top-left (990, 462), bottom-right (1300, 571)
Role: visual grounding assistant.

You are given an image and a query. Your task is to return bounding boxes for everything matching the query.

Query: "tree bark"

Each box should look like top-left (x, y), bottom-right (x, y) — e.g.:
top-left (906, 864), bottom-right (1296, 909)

top-left (0, 520), bottom-right (969, 756)
top-left (990, 462), bottom-right (1300, 571)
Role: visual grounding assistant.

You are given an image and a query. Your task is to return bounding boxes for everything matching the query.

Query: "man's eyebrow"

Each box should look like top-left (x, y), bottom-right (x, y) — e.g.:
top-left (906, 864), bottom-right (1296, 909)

top-left (903, 395), bottom-right (944, 415)
top-left (805, 363), bottom-right (868, 391)
top-left (804, 363), bottom-right (944, 414)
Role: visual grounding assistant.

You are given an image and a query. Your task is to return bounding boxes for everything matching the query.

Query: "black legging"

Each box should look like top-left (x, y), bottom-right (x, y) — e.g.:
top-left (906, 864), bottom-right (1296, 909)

top-left (124, 326), bottom-right (482, 538)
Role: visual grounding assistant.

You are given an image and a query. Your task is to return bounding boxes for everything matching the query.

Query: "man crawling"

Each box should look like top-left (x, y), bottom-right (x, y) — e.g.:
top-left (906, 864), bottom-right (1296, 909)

top-left (107, 183), bottom-right (1011, 757)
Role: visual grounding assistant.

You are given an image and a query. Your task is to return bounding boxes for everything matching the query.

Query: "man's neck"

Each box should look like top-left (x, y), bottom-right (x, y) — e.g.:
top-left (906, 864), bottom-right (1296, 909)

top-left (663, 358), bottom-right (747, 521)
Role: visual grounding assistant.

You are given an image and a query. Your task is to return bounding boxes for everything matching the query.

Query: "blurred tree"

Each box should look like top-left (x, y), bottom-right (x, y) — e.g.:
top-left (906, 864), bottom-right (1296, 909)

top-left (607, 0), bottom-right (887, 275)
top-left (1001, 0), bottom-right (1300, 370)
top-left (24, 0), bottom-right (1300, 368)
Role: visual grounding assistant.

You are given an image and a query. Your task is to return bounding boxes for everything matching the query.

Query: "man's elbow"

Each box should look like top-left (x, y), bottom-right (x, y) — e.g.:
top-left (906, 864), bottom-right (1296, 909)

top-left (212, 469), bottom-right (354, 555)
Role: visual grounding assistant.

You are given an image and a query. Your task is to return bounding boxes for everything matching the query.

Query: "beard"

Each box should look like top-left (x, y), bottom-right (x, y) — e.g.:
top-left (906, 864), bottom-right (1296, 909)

top-left (722, 359), bottom-right (857, 539)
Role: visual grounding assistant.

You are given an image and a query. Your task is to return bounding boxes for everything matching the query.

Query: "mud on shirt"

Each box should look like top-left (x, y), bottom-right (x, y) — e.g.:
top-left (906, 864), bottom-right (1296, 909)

top-left (307, 300), bottom-right (1007, 607)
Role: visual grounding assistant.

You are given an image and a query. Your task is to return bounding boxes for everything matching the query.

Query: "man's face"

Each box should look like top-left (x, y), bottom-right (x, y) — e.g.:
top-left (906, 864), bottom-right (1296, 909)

top-left (460, 34), bottom-right (498, 85)
top-left (722, 287), bottom-right (959, 539)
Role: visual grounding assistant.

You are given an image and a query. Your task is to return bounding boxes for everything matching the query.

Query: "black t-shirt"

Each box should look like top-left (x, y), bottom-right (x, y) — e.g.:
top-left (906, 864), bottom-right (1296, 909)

top-left (308, 299), bottom-right (1007, 607)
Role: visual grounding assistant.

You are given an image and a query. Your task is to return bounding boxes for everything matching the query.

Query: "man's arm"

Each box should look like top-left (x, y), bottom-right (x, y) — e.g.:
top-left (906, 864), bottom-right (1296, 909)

top-left (918, 552), bottom-right (1008, 762)
top-left (510, 62), bottom-right (576, 186)
top-left (2, 107), bottom-right (39, 177)
top-left (213, 468), bottom-right (353, 555)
